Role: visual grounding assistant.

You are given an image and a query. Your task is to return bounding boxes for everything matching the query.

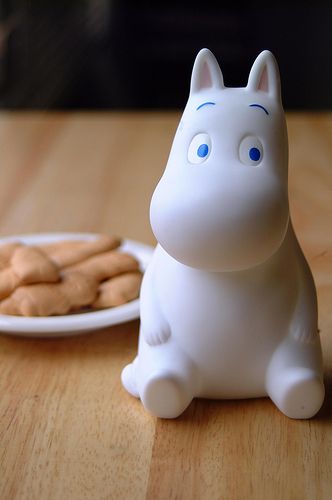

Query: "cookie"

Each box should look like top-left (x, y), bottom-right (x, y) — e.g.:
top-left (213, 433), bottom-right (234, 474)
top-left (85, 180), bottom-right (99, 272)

top-left (92, 271), bottom-right (142, 308)
top-left (0, 242), bottom-right (22, 270)
top-left (38, 234), bottom-right (121, 267)
top-left (0, 271), bottom-right (98, 316)
top-left (0, 246), bottom-right (60, 300)
top-left (67, 250), bottom-right (140, 282)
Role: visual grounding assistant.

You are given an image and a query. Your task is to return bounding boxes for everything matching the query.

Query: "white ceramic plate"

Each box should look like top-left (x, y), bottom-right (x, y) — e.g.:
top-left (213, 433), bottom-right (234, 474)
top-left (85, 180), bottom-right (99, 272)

top-left (0, 233), bottom-right (154, 338)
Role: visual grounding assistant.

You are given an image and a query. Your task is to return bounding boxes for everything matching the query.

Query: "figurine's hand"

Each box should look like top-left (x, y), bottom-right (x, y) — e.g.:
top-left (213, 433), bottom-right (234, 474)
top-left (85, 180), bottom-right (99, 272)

top-left (290, 323), bottom-right (317, 345)
top-left (143, 326), bottom-right (171, 346)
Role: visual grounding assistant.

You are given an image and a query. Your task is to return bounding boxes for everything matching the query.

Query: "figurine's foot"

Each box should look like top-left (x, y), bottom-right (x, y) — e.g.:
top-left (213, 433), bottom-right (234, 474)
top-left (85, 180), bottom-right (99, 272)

top-left (121, 361), bottom-right (139, 398)
top-left (141, 372), bottom-right (193, 419)
top-left (267, 367), bottom-right (325, 419)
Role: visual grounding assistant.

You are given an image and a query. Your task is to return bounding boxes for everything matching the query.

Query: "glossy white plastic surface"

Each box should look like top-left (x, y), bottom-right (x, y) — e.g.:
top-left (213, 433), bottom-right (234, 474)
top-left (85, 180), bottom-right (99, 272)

top-left (122, 49), bottom-right (324, 419)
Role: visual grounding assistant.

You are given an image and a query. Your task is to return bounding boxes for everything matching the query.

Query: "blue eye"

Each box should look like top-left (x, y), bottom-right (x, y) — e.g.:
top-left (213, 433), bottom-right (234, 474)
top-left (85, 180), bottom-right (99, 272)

top-left (239, 136), bottom-right (263, 166)
top-left (197, 144), bottom-right (209, 158)
top-left (249, 147), bottom-right (261, 161)
top-left (188, 133), bottom-right (211, 164)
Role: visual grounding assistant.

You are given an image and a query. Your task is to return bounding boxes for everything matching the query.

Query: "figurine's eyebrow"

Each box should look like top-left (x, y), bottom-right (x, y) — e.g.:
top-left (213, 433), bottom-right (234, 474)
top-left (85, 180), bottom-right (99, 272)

top-left (196, 101), bottom-right (216, 111)
top-left (249, 103), bottom-right (269, 115)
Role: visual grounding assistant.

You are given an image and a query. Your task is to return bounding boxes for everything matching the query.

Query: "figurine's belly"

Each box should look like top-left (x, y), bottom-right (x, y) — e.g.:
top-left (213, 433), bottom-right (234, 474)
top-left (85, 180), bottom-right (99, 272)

top-left (149, 248), bottom-right (297, 397)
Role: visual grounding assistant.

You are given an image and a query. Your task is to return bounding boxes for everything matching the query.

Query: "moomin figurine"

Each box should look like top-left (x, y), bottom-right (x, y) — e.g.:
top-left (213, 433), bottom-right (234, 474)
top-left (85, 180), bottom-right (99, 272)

top-left (122, 49), bottom-right (325, 419)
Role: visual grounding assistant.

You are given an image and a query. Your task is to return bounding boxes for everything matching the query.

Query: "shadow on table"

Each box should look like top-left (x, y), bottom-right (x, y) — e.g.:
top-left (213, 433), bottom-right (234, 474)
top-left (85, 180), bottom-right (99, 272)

top-left (171, 374), bottom-right (332, 424)
top-left (315, 372), bottom-right (332, 422)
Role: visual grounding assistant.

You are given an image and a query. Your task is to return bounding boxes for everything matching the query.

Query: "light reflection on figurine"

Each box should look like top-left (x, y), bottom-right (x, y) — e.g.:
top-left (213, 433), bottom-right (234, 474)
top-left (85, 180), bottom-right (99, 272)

top-left (122, 49), bottom-right (325, 419)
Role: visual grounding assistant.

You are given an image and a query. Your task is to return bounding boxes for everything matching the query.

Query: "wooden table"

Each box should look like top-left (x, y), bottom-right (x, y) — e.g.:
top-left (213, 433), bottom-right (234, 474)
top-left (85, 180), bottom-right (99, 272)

top-left (0, 112), bottom-right (331, 500)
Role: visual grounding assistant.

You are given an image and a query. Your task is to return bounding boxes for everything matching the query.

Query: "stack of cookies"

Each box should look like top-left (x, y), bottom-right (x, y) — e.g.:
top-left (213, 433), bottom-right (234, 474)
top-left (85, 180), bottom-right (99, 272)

top-left (0, 235), bottom-right (142, 316)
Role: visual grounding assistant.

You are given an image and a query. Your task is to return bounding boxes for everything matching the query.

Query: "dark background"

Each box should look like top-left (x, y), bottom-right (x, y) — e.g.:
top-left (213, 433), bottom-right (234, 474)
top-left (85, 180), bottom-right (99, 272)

top-left (0, 1), bottom-right (331, 110)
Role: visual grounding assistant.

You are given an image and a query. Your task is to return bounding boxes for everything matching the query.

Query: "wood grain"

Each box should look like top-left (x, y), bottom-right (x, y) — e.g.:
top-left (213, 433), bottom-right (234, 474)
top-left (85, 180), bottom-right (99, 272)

top-left (0, 112), bottom-right (331, 500)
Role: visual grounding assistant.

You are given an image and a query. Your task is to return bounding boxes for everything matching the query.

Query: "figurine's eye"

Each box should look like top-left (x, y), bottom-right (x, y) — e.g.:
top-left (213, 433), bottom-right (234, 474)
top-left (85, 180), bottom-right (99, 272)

top-left (188, 133), bottom-right (211, 164)
top-left (239, 136), bottom-right (263, 166)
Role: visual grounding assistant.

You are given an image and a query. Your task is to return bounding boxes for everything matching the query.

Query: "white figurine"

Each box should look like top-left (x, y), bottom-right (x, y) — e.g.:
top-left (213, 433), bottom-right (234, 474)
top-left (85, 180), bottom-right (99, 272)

top-left (122, 49), bottom-right (325, 419)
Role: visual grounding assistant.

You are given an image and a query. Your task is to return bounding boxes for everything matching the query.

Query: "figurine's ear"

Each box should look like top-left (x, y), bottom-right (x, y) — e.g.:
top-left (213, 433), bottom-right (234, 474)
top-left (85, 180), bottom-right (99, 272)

top-left (190, 48), bottom-right (224, 95)
top-left (247, 50), bottom-right (281, 101)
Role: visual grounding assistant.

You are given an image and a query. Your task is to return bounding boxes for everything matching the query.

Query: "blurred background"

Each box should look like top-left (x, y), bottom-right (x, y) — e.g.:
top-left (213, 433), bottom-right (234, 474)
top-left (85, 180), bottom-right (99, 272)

top-left (0, 1), bottom-right (331, 110)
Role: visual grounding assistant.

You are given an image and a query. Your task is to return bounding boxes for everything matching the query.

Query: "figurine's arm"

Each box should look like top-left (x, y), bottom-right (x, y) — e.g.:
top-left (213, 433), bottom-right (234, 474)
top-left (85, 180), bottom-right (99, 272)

top-left (289, 250), bottom-right (318, 344)
top-left (140, 257), bottom-right (171, 346)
